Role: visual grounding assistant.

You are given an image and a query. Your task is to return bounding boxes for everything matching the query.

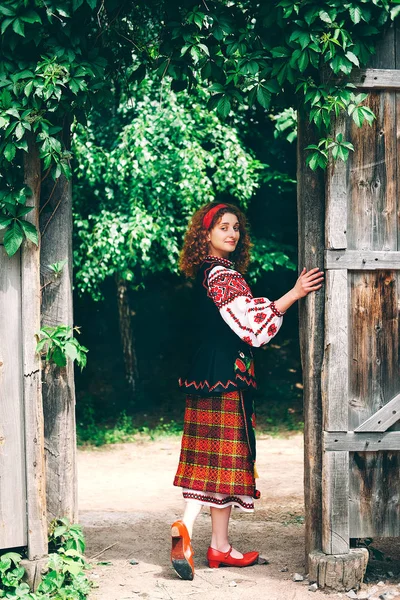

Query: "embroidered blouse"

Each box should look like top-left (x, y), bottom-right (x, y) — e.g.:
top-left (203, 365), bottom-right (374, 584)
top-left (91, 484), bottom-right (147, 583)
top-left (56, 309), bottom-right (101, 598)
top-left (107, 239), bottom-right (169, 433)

top-left (207, 264), bottom-right (284, 348)
top-left (178, 256), bottom-right (284, 396)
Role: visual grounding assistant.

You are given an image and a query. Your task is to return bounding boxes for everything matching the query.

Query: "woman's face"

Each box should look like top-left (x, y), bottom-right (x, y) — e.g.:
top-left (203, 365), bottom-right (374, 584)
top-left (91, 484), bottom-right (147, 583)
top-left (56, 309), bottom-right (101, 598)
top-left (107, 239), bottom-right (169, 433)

top-left (207, 212), bottom-right (240, 258)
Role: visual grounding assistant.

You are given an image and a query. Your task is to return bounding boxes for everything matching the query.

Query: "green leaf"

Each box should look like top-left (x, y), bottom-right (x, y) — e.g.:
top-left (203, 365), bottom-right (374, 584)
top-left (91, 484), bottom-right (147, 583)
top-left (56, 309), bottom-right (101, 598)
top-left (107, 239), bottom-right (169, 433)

top-left (217, 95), bottom-right (231, 117)
top-left (1, 17), bottom-right (14, 34)
top-left (4, 143), bottom-right (16, 162)
top-left (349, 5), bottom-right (362, 24)
top-left (352, 108), bottom-right (364, 127)
top-left (52, 346), bottom-right (67, 367)
top-left (16, 205), bottom-right (34, 217)
top-left (345, 51), bottom-right (359, 66)
top-left (0, 216), bottom-right (13, 229)
top-left (20, 9), bottom-right (42, 24)
top-left (298, 50), bottom-right (309, 72)
top-left (256, 85), bottom-right (271, 109)
top-left (19, 220), bottom-right (38, 245)
top-left (4, 221), bottom-right (24, 256)
top-left (65, 342), bottom-right (78, 361)
top-left (15, 122), bottom-right (24, 141)
top-left (12, 18), bottom-right (25, 36)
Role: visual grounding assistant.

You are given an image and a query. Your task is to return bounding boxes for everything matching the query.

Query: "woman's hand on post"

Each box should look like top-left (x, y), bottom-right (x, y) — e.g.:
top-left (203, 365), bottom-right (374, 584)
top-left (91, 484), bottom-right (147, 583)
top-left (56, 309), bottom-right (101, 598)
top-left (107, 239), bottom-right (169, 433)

top-left (293, 267), bottom-right (324, 300)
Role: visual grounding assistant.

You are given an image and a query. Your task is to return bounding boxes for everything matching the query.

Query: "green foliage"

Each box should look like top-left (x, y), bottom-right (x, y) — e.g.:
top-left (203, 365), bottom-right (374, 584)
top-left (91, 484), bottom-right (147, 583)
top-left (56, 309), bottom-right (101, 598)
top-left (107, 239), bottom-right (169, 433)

top-left (0, 1), bottom-right (398, 260)
top-left (247, 238), bottom-right (296, 284)
top-left (36, 325), bottom-right (88, 369)
top-left (77, 405), bottom-right (183, 446)
top-left (73, 79), bottom-right (266, 299)
top-left (157, 0), bottom-right (397, 167)
top-left (0, 519), bottom-right (91, 599)
top-left (271, 108), bottom-right (297, 143)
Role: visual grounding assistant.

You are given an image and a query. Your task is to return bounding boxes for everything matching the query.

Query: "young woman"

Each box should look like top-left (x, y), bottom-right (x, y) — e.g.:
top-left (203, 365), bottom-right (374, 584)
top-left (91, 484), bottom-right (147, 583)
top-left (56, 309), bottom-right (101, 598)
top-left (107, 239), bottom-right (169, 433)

top-left (171, 202), bottom-right (324, 580)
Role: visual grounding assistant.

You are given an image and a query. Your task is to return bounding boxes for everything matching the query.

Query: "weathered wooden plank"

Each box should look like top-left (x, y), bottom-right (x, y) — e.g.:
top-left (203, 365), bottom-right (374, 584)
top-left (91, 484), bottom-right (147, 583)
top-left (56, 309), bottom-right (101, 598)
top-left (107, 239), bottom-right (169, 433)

top-left (321, 269), bottom-right (348, 431)
top-left (349, 271), bottom-right (398, 429)
top-left (0, 247), bottom-right (27, 549)
top-left (354, 393), bottom-right (400, 432)
top-left (349, 451), bottom-right (400, 537)
top-left (348, 93), bottom-right (397, 252)
top-left (325, 250), bottom-right (400, 270)
top-left (40, 117), bottom-right (77, 523)
top-left (322, 451), bottom-right (349, 555)
top-left (326, 115), bottom-right (348, 249)
top-left (343, 69), bottom-right (400, 89)
top-left (22, 133), bottom-right (47, 559)
top-left (297, 111), bottom-right (325, 565)
top-left (325, 431), bottom-right (400, 451)
top-left (346, 79), bottom-right (400, 538)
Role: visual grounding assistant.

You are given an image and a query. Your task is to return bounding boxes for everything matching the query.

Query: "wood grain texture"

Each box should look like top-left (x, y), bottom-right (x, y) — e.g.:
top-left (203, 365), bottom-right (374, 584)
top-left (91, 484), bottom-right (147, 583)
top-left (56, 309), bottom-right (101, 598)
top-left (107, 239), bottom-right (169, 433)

top-left (297, 112), bottom-right (325, 564)
top-left (325, 431), bottom-right (400, 451)
top-left (0, 246), bottom-right (27, 549)
top-left (343, 69), bottom-right (400, 89)
top-left (22, 133), bottom-right (47, 559)
top-left (345, 55), bottom-right (400, 536)
top-left (326, 115), bottom-right (348, 249)
top-left (322, 451), bottom-right (349, 555)
top-left (321, 270), bottom-right (348, 431)
top-left (354, 393), bottom-right (400, 432)
top-left (349, 451), bottom-right (400, 537)
top-left (308, 549), bottom-right (368, 591)
top-left (40, 131), bottom-right (77, 524)
top-left (325, 249), bottom-right (400, 270)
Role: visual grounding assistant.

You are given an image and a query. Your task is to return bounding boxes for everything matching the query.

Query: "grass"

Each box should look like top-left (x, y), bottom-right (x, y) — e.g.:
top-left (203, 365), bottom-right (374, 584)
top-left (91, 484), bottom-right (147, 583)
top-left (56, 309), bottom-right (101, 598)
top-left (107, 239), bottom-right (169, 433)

top-left (76, 395), bottom-right (304, 447)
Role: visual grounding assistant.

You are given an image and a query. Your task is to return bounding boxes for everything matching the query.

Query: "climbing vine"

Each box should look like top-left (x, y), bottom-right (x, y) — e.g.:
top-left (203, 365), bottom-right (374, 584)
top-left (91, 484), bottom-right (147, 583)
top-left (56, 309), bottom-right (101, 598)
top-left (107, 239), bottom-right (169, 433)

top-left (0, 0), bottom-right (398, 258)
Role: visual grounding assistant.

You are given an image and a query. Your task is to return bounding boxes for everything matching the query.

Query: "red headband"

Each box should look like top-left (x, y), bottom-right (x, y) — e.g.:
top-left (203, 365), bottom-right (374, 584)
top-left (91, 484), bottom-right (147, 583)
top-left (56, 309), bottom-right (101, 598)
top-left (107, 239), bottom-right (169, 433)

top-left (202, 204), bottom-right (228, 230)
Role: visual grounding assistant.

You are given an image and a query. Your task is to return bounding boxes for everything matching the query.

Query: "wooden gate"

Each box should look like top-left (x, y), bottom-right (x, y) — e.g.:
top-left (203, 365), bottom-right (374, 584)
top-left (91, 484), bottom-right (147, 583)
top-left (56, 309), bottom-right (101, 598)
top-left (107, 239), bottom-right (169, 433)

top-left (0, 147), bottom-right (47, 561)
top-left (299, 25), bottom-right (400, 590)
top-left (0, 239), bottom-right (27, 548)
top-left (323, 27), bottom-right (400, 552)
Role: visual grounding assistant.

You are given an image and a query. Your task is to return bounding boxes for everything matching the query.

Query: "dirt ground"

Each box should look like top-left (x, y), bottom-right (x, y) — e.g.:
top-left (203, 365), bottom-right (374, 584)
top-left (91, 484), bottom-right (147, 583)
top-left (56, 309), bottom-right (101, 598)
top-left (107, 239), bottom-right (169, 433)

top-left (78, 434), bottom-right (400, 600)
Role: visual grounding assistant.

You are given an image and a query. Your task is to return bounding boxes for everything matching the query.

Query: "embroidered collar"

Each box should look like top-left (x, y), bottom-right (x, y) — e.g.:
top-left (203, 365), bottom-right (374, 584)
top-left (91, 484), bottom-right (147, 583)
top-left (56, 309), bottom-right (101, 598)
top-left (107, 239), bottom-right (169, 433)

top-left (204, 255), bottom-right (234, 269)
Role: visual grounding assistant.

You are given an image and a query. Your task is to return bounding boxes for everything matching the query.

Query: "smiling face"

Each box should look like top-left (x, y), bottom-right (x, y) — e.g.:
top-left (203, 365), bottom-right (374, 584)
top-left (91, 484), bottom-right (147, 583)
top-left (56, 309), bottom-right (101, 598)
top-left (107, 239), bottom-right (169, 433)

top-left (206, 212), bottom-right (240, 258)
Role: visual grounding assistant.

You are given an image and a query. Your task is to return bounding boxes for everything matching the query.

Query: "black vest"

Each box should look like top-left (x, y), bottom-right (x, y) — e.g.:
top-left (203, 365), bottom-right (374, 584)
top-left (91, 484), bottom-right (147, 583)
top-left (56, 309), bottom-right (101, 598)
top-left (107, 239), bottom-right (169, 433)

top-left (178, 258), bottom-right (256, 396)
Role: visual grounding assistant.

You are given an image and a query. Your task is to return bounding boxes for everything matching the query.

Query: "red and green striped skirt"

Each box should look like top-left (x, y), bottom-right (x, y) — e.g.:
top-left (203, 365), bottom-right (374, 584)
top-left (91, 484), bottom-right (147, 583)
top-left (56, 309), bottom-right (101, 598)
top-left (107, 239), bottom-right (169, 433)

top-left (173, 390), bottom-right (256, 501)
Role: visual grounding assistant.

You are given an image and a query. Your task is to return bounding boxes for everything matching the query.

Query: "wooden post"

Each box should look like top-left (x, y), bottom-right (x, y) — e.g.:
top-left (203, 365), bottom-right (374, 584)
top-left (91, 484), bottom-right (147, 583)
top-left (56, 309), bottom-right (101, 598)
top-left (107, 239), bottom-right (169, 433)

top-left (297, 109), bottom-right (325, 567)
top-left (39, 117), bottom-right (77, 523)
top-left (22, 132), bottom-right (48, 559)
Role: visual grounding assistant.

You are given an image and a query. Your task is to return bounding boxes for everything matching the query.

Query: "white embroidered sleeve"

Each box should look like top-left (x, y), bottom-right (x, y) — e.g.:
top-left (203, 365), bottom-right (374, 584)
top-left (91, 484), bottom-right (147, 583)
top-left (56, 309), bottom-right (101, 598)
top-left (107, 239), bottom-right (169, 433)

top-left (207, 265), bottom-right (284, 347)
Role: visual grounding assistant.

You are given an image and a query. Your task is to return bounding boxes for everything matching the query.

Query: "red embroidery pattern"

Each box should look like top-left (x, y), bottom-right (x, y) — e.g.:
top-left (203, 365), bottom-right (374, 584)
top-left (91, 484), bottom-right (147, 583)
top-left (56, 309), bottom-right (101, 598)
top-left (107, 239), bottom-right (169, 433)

top-left (253, 298), bottom-right (265, 305)
top-left (226, 307), bottom-right (253, 334)
top-left (208, 271), bottom-right (253, 308)
top-left (178, 376), bottom-right (257, 391)
top-left (253, 312), bottom-right (267, 323)
top-left (242, 336), bottom-right (253, 346)
top-left (255, 313), bottom-right (275, 337)
top-left (269, 301), bottom-right (284, 317)
top-left (248, 304), bottom-right (268, 312)
top-left (268, 323), bottom-right (277, 336)
top-left (182, 491), bottom-right (254, 510)
top-left (204, 255), bottom-right (234, 268)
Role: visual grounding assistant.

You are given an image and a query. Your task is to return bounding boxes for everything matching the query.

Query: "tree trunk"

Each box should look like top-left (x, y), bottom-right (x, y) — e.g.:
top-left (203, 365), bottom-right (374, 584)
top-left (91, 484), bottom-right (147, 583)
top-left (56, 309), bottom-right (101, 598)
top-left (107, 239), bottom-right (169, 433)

top-left (297, 107), bottom-right (325, 568)
top-left (39, 117), bottom-right (77, 523)
top-left (115, 274), bottom-right (138, 401)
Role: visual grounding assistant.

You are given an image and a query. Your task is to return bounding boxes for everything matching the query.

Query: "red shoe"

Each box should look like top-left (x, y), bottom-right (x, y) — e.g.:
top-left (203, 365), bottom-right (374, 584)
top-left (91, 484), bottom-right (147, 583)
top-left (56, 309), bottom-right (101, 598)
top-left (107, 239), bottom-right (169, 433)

top-left (207, 545), bottom-right (259, 568)
top-left (171, 520), bottom-right (195, 580)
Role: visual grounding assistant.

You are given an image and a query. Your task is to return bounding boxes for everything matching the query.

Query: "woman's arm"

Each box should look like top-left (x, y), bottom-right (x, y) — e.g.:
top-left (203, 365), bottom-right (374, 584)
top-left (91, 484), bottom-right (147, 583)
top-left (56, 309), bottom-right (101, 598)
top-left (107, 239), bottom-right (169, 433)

top-left (273, 267), bottom-right (324, 314)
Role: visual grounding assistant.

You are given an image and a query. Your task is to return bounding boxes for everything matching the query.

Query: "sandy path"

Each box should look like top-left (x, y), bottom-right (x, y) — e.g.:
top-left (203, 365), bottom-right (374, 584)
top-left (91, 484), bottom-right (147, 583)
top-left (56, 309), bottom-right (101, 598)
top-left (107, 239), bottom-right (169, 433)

top-left (78, 434), bottom-right (399, 600)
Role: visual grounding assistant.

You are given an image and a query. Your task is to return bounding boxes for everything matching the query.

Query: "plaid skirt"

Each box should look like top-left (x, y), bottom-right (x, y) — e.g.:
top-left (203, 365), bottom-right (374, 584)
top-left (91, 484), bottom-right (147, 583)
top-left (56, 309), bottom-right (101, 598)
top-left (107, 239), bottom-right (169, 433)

top-left (173, 390), bottom-right (256, 497)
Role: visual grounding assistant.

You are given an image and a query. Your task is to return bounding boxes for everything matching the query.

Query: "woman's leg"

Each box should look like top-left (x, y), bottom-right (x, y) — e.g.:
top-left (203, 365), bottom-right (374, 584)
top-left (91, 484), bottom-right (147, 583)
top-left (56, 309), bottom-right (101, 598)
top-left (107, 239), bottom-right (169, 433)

top-left (182, 500), bottom-right (202, 538)
top-left (210, 506), bottom-right (243, 558)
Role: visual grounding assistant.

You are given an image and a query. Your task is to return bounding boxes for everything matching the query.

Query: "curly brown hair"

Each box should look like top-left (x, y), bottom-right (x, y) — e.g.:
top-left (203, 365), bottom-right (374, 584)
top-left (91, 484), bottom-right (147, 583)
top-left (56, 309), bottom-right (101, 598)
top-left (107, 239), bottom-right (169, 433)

top-left (179, 202), bottom-right (252, 278)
